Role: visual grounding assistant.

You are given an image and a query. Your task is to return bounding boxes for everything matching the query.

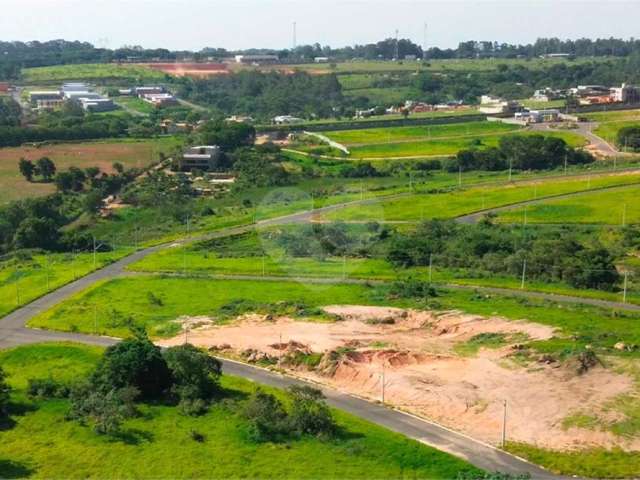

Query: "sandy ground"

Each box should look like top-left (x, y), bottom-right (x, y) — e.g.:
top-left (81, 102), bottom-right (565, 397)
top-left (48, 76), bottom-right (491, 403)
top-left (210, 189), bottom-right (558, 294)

top-left (158, 305), bottom-right (638, 451)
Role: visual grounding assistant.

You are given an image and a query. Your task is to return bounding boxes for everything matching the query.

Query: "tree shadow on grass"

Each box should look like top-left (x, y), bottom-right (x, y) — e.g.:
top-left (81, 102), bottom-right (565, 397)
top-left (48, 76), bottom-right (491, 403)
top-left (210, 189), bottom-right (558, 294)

top-left (109, 427), bottom-right (154, 446)
top-left (0, 459), bottom-right (34, 479)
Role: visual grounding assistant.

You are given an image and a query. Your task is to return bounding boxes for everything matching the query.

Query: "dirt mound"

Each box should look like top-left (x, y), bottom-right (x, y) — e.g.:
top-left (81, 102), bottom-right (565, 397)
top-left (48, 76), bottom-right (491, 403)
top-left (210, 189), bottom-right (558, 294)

top-left (157, 305), bottom-right (635, 450)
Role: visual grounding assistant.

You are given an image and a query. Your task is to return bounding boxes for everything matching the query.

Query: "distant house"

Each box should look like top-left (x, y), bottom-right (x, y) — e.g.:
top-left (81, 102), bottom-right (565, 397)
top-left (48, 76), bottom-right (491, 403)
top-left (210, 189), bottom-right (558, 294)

top-left (142, 92), bottom-right (178, 107)
top-left (0, 82), bottom-right (10, 93)
top-left (515, 109), bottom-right (560, 123)
top-left (135, 86), bottom-right (165, 97)
top-left (611, 83), bottom-right (640, 103)
top-left (29, 90), bottom-right (63, 105)
top-left (532, 88), bottom-right (564, 102)
top-left (234, 54), bottom-right (279, 65)
top-left (63, 91), bottom-right (101, 100)
top-left (273, 115), bottom-right (304, 125)
top-left (180, 146), bottom-right (222, 171)
top-left (62, 82), bottom-right (89, 93)
top-left (314, 57), bottom-right (330, 63)
top-left (539, 53), bottom-right (572, 59)
top-left (80, 98), bottom-right (116, 112)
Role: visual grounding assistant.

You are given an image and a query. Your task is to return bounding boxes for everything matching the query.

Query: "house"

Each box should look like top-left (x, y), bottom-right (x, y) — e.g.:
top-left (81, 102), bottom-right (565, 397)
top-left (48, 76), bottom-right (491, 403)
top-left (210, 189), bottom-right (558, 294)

top-left (29, 91), bottom-right (62, 105)
top-left (479, 96), bottom-right (521, 114)
top-left (234, 54), bottom-right (279, 65)
top-left (314, 57), bottom-right (330, 63)
top-left (539, 53), bottom-right (572, 59)
top-left (532, 88), bottom-right (564, 102)
top-left (160, 119), bottom-right (194, 134)
top-left (0, 82), bottom-right (10, 93)
top-left (62, 82), bottom-right (89, 93)
top-left (515, 109), bottom-right (560, 124)
top-left (36, 98), bottom-right (65, 110)
top-left (135, 86), bottom-right (165, 97)
top-left (63, 91), bottom-right (101, 100)
top-left (611, 83), bottom-right (640, 103)
top-left (118, 89), bottom-right (133, 96)
top-left (80, 98), bottom-right (116, 112)
top-left (225, 115), bottom-right (254, 123)
top-left (273, 115), bottom-right (304, 125)
top-left (179, 146), bottom-right (222, 171)
top-left (141, 92), bottom-right (178, 107)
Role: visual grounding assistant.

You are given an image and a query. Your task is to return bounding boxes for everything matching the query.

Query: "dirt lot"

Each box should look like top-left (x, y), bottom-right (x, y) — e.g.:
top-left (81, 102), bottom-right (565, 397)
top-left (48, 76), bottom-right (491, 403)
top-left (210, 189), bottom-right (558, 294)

top-left (159, 305), bottom-right (638, 451)
top-left (0, 141), bottom-right (160, 203)
top-left (140, 63), bottom-right (229, 77)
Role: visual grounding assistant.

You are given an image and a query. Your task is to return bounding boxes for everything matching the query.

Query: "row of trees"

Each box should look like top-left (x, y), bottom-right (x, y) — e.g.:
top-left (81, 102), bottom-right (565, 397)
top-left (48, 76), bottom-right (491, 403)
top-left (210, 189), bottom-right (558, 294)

top-left (387, 220), bottom-right (621, 291)
top-left (18, 157), bottom-right (56, 182)
top-left (448, 135), bottom-right (594, 172)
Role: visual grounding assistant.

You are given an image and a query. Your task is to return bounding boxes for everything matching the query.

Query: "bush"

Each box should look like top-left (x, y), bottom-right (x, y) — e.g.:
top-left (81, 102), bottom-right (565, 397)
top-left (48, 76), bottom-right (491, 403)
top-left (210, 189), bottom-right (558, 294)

top-left (164, 344), bottom-right (222, 415)
top-left (388, 279), bottom-right (437, 300)
top-left (243, 389), bottom-right (290, 442)
top-left (287, 385), bottom-right (335, 438)
top-left (27, 378), bottom-right (70, 399)
top-left (0, 366), bottom-right (10, 419)
top-left (67, 383), bottom-right (139, 435)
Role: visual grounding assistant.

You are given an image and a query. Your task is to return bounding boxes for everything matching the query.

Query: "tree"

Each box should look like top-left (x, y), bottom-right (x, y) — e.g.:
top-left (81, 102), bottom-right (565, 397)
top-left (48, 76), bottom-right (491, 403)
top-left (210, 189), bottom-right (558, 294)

top-left (13, 216), bottom-right (60, 250)
top-left (68, 383), bottom-right (138, 435)
top-left (163, 344), bottom-right (222, 414)
top-left (90, 329), bottom-right (173, 400)
top-left (287, 385), bottom-right (335, 437)
top-left (0, 366), bottom-right (11, 419)
top-left (617, 126), bottom-right (640, 151)
top-left (18, 158), bottom-right (35, 182)
top-left (36, 157), bottom-right (56, 182)
top-left (243, 389), bottom-right (289, 441)
top-left (112, 162), bottom-right (124, 174)
top-left (83, 190), bottom-right (104, 214)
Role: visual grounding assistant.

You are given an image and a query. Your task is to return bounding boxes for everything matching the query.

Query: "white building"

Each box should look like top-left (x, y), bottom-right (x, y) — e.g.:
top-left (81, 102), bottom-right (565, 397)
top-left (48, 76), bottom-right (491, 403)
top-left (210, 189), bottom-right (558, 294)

top-left (273, 115), bottom-right (304, 125)
top-left (235, 54), bottom-right (279, 64)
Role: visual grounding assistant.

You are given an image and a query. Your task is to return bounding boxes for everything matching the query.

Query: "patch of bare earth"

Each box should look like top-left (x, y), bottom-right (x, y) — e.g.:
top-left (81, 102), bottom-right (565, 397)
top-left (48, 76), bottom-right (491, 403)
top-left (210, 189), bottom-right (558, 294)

top-left (158, 305), bottom-right (636, 451)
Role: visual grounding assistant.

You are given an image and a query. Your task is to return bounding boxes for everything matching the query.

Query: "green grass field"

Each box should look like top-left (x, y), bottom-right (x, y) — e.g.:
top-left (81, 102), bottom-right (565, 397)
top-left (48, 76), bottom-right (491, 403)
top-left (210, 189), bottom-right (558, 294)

top-left (0, 248), bottom-right (134, 319)
top-left (324, 120), bottom-right (521, 146)
top-left (337, 130), bottom-right (586, 159)
top-left (497, 184), bottom-right (640, 225)
top-left (0, 138), bottom-right (180, 203)
top-left (21, 63), bottom-right (166, 83)
top-left (114, 96), bottom-right (156, 115)
top-left (0, 342), bottom-right (479, 479)
top-left (322, 170), bottom-right (640, 222)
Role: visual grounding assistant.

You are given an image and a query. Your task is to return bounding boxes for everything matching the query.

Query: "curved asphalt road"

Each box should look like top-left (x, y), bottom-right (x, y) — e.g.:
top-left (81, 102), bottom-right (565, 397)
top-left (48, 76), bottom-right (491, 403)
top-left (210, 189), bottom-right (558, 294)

top-left (4, 184), bottom-right (636, 478)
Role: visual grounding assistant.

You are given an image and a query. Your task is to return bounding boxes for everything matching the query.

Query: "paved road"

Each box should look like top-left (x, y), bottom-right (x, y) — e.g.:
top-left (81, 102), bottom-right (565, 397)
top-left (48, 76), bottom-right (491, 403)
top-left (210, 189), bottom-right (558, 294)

top-left (6, 182), bottom-right (639, 477)
top-left (530, 122), bottom-right (619, 157)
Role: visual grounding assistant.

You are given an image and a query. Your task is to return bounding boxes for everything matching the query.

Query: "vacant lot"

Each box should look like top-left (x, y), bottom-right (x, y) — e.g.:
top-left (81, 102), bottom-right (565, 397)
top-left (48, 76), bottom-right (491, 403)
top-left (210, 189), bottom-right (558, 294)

top-left (21, 63), bottom-right (166, 83)
top-left (0, 342), bottom-right (478, 479)
top-left (324, 121), bottom-right (521, 146)
top-left (0, 138), bottom-right (178, 203)
top-left (333, 130), bottom-right (585, 159)
top-left (322, 170), bottom-right (640, 222)
top-left (497, 184), bottom-right (640, 225)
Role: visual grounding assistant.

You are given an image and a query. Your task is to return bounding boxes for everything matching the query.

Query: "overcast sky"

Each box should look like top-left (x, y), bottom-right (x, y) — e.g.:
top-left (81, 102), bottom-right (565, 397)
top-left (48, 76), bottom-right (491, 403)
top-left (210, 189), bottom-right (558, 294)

top-left (1, 0), bottom-right (638, 51)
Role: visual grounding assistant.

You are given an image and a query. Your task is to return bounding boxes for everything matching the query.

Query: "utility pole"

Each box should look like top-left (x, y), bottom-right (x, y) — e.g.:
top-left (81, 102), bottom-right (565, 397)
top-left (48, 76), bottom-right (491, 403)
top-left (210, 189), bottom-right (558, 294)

top-left (92, 235), bottom-right (97, 268)
top-left (458, 166), bottom-right (462, 187)
top-left (422, 23), bottom-right (428, 60)
top-left (564, 153), bottom-right (568, 175)
top-left (623, 272), bottom-right (628, 304)
top-left (520, 259), bottom-right (527, 289)
top-left (501, 399), bottom-right (507, 447)
top-left (342, 255), bottom-right (347, 280)
top-left (409, 171), bottom-right (413, 191)
top-left (622, 203), bottom-right (627, 227)
top-left (94, 305), bottom-right (98, 335)
top-left (292, 21), bottom-right (297, 51)
top-left (45, 254), bottom-right (50, 290)
top-left (428, 253), bottom-right (433, 282)
top-left (381, 362), bottom-right (386, 404)
top-left (262, 255), bottom-right (266, 277)
top-left (508, 158), bottom-right (513, 182)
top-left (394, 29), bottom-right (399, 60)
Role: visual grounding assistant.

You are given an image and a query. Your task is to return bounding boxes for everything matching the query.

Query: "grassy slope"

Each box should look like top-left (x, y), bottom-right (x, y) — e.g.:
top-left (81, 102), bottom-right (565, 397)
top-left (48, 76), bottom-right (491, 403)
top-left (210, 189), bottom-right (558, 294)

top-left (497, 184), bottom-right (640, 225)
top-left (0, 343), bottom-right (479, 479)
top-left (323, 171), bottom-right (640, 222)
top-left (21, 64), bottom-right (166, 83)
top-left (0, 249), bottom-right (134, 319)
top-left (324, 121), bottom-right (521, 145)
top-left (344, 131), bottom-right (586, 159)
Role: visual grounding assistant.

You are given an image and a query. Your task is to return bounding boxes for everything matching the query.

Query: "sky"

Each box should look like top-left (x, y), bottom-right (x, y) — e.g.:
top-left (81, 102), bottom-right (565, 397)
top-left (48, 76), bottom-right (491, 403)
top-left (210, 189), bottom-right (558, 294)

top-left (1, 0), bottom-right (639, 51)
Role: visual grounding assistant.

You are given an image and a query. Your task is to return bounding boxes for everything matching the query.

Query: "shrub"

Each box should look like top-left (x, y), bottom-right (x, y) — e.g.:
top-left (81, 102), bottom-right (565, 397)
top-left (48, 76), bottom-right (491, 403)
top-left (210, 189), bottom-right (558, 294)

top-left (287, 385), bottom-right (335, 438)
top-left (0, 366), bottom-right (10, 419)
top-left (243, 389), bottom-right (290, 442)
top-left (27, 378), bottom-right (70, 399)
top-left (67, 383), bottom-right (139, 435)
